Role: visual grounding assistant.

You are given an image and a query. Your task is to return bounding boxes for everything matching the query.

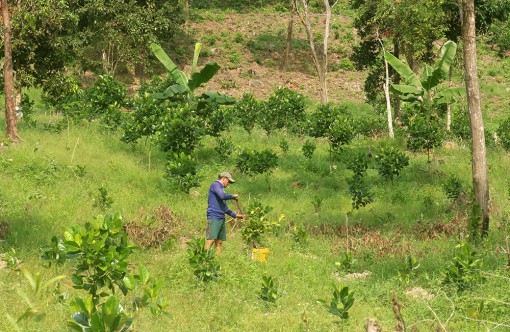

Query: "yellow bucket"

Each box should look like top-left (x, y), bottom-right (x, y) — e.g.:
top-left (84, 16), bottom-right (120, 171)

top-left (252, 248), bottom-right (269, 262)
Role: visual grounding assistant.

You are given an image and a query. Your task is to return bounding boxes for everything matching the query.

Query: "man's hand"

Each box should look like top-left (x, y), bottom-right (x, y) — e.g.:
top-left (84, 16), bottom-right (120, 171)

top-left (236, 214), bottom-right (246, 219)
top-left (232, 194), bottom-right (239, 200)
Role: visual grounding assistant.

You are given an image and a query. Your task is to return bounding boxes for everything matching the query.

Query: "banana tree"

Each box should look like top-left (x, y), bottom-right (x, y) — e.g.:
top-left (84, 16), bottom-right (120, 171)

top-left (150, 42), bottom-right (233, 105)
top-left (384, 40), bottom-right (464, 110)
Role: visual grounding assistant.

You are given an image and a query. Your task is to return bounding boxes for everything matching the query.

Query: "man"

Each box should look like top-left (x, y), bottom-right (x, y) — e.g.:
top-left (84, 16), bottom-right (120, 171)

top-left (205, 172), bottom-right (245, 254)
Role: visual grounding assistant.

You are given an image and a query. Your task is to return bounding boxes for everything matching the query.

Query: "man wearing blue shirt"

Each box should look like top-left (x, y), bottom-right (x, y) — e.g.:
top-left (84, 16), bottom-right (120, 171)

top-left (205, 172), bottom-right (245, 254)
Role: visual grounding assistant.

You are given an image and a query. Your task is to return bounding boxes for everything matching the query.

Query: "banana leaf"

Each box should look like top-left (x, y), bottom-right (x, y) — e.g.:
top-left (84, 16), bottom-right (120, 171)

top-left (423, 41), bottom-right (457, 91)
top-left (384, 51), bottom-right (421, 87)
top-left (435, 87), bottom-right (465, 104)
top-left (150, 43), bottom-right (188, 88)
top-left (188, 62), bottom-right (221, 92)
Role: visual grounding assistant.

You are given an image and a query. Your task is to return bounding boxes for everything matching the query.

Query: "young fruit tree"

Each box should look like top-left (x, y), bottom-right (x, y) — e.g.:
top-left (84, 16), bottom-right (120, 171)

top-left (461, 0), bottom-right (490, 236)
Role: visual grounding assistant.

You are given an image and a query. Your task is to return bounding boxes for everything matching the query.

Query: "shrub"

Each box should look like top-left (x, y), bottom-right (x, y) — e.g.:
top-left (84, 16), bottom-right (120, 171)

top-left (398, 255), bottom-right (420, 285)
top-left (335, 252), bottom-right (356, 274)
top-left (407, 116), bottom-right (444, 161)
top-left (85, 75), bottom-right (128, 129)
top-left (450, 108), bottom-right (471, 141)
top-left (156, 105), bottom-right (203, 155)
top-left (442, 174), bottom-right (464, 200)
top-left (214, 137), bottom-right (234, 160)
top-left (345, 152), bottom-right (371, 177)
top-left (263, 87), bottom-right (306, 134)
top-left (42, 72), bottom-right (83, 108)
top-left (165, 152), bottom-right (201, 193)
top-left (374, 147), bottom-right (409, 181)
top-left (241, 214), bottom-right (281, 249)
top-left (187, 238), bottom-right (220, 283)
top-left (235, 93), bottom-right (263, 135)
top-left (121, 93), bottom-right (168, 144)
top-left (489, 19), bottom-right (510, 57)
top-left (290, 224), bottom-right (308, 247)
top-left (317, 285), bottom-right (355, 322)
top-left (328, 117), bottom-right (356, 153)
top-left (302, 140), bottom-right (316, 159)
top-left (258, 276), bottom-right (279, 304)
top-left (19, 93), bottom-right (36, 127)
top-left (93, 186), bottom-right (114, 212)
top-left (41, 213), bottom-right (135, 300)
top-left (347, 175), bottom-right (374, 210)
top-left (442, 242), bottom-right (484, 291)
top-left (236, 149), bottom-right (278, 176)
top-left (307, 103), bottom-right (349, 138)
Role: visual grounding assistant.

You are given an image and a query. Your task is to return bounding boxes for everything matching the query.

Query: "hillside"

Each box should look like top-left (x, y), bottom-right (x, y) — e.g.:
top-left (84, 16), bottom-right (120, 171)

top-left (2, 5), bottom-right (510, 332)
top-left (188, 10), bottom-right (367, 104)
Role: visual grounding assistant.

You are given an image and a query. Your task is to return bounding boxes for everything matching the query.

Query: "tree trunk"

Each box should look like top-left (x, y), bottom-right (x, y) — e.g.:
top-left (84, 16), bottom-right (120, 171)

top-left (2, 0), bottom-right (19, 143)
top-left (461, 0), bottom-right (490, 236)
top-left (294, 0), bottom-right (336, 104)
top-left (446, 66), bottom-right (453, 131)
top-left (378, 33), bottom-right (394, 138)
top-left (283, 0), bottom-right (295, 71)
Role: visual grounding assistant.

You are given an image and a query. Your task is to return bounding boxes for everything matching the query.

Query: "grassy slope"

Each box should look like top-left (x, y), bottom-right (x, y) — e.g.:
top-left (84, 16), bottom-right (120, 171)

top-left (1, 6), bottom-right (510, 332)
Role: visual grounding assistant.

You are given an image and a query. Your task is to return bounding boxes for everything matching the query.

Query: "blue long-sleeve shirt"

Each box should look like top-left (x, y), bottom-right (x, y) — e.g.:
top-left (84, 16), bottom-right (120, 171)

top-left (207, 180), bottom-right (237, 220)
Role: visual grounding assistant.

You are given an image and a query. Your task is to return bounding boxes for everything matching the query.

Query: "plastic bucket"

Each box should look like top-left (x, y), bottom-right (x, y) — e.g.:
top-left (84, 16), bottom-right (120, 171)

top-left (252, 247), bottom-right (269, 262)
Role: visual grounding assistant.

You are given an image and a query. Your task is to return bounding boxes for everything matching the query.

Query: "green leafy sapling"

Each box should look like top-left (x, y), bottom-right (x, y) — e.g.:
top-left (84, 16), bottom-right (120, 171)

top-left (258, 276), bottom-right (279, 304)
top-left (317, 285), bottom-right (355, 322)
top-left (187, 238), bottom-right (220, 284)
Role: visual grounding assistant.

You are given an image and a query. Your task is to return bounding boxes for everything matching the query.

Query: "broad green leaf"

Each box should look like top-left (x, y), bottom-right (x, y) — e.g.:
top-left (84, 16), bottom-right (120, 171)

top-left (89, 312), bottom-right (103, 331)
top-left (421, 65), bottom-right (433, 86)
top-left (191, 43), bottom-right (202, 76)
top-left (123, 274), bottom-right (135, 290)
top-left (138, 265), bottom-right (150, 285)
top-left (384, 51), bottom-right (421, 87)
top-left (390, 84), bottom-right (423, 96)
top-left (64, 231), bottom-right (75, 242)
top-left (150, 43), bottom-right (187, 87)
top-left (200, 91), bottom-right (235, 104)
top-left (71, 312), bottom-right (90, 327)
top-left (188, 62), bottom-right (221, 92)
top-left (435, 87), bottom-right (465, 104)
top-left (103, 296), bottom-right (120, 328)
top-left (424, 41), bottom-right (457, 91)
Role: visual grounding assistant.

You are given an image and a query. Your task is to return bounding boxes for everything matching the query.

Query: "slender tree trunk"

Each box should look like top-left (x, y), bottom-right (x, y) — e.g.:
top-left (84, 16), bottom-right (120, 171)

top-left (283, 0), bottom-right (295, 71)
top-left (2, 0), bottom-right (19, 142)
top-left (446, 66), bottom-right (453, 131)
top-left (461, 0), bottom-right (490, 236)
top-left (294, 0), bottom-right (337, 104)
top-left (377, 33), bottom-right (394, 138)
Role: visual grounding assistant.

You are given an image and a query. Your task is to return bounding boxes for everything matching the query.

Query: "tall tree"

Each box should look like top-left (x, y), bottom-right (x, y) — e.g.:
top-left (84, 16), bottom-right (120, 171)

top-left (293, 0), bottom-right (337, 104)
top-left (2, 0), bottom-right (19, 142)
top-left (461, 0), bottom-right (490, 236)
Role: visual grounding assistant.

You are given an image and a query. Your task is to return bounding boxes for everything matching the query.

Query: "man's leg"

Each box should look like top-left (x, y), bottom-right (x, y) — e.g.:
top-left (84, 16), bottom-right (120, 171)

top-left (215, 240), bottom-right (223, 254)
top-left (205, 239), bottom-right (216, 250)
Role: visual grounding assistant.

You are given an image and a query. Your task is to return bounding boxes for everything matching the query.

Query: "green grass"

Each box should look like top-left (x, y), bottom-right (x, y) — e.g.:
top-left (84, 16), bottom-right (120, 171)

top-left (2, 88), bottom-right (510, 331)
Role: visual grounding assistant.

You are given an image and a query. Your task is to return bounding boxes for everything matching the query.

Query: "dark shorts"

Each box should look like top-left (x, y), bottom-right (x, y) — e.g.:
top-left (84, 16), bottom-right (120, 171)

top-left (206, 219), bottom-right (226, 241)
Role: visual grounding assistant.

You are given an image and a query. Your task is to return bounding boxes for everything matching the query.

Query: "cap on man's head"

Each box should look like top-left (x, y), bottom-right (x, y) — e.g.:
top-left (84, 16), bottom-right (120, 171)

top-left (219, 172), bottom-right (235, 183)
